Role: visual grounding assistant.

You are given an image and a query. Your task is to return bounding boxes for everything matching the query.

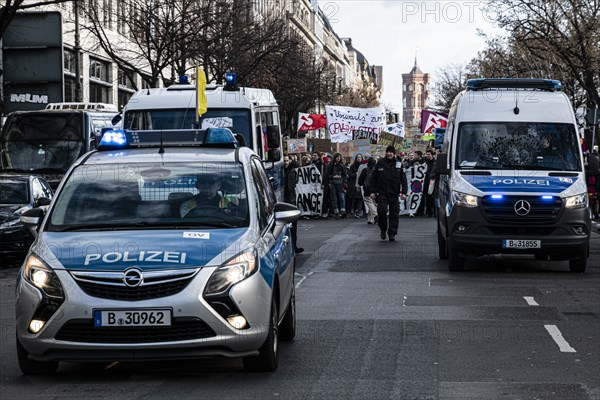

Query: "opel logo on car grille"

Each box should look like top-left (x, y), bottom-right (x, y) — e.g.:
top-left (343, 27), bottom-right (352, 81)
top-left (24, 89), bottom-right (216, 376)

top-left (514, 200), bottom-right (531, 216)
top-left (123, 268), bottom-right (144, 287)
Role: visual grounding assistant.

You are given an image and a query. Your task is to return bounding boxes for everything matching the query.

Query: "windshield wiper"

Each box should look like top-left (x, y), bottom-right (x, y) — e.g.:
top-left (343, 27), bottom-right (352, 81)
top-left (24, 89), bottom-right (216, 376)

top-left (0, 168), bottom-right (27, 172)
top-left (51, 224), bottom-right (117, 232)
top-left (31, 167), bottom-right (67, 174)
top-left (501, 165), bottom-right (564, 171)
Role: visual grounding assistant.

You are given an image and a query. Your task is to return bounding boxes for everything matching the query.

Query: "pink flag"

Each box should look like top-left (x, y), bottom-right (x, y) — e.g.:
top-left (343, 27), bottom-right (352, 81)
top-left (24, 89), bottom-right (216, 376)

top-left (298, 113), bottom-right (327, 131)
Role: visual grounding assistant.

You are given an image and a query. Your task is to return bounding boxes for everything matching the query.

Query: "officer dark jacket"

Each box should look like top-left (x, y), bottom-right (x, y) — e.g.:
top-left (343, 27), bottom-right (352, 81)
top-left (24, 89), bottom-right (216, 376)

top-left (283, 164), bottom-right (297, 206)
top-left (374, 156), bottom-right (408, 196)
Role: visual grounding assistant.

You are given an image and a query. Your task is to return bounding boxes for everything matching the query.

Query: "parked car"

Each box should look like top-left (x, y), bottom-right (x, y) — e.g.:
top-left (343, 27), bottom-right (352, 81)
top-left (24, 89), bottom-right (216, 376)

top-left (0, 173), bottom-right (53, 266)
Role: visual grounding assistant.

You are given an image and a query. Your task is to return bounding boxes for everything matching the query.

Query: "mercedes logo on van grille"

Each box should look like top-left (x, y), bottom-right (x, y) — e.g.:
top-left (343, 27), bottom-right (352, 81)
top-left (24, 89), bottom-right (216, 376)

top-left (123, 268), bottom-right (144, 287)
top-left (514, 200), bottom-right (531, 216)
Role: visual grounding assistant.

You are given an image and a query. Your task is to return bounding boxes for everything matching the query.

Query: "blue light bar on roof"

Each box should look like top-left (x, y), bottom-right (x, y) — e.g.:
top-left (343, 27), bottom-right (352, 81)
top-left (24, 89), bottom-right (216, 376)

top-left (204, 128), bottom-right (237, 146)
top-left (99, 129), bottom-right (128, 149)
top-left (466, 78), bottom-right (562, 91)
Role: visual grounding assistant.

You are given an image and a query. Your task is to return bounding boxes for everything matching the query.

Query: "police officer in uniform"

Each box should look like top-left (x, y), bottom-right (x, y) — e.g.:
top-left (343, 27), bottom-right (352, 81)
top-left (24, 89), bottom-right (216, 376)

top-left (180, 175), bottom-right (238, 218)
top-left (373, 146), bottom-right (408, 241)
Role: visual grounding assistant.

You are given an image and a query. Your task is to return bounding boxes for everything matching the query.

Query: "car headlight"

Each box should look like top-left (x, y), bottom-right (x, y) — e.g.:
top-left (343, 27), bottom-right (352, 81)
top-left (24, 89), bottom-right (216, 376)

top-left (452, 191), bottom-right (479, 208)
top-left (565, 193), bottom-right (587, 209)
top-left (204, 250), bottom-right (258, 296)
top-left (23, 254), bottom-right (64, 299)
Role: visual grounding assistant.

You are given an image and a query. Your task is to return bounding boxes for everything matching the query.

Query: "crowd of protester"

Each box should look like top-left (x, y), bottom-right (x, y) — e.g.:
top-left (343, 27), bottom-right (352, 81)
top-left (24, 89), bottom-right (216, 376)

top-left (283, 147), bottom-right (439, 225)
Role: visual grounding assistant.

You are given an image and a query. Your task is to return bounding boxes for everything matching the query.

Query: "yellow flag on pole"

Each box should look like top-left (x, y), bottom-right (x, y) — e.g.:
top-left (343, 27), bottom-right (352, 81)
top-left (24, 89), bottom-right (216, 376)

top-left (196, 67), bottom-right (207, 119)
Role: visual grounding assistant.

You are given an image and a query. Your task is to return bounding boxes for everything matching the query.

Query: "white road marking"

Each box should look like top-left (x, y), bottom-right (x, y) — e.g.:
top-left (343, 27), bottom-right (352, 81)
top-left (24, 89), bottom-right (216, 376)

top-left (544, 325), bottom-right (577, 353)
top-left (523, 296), bottom-right (539, 306)
top-left (402, 295), bottom-right (407, 306)
top-left (295, 272), bottom-right (313, 289)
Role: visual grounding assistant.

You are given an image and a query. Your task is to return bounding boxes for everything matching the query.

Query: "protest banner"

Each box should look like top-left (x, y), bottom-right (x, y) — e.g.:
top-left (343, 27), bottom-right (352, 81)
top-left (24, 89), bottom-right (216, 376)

top-left (295, 165), bottom-right (323, 216)
top-left (298, 113), bottom-right (327, 131)
top-left (378, 132), bottom-right (404, 153)
top-left (370, 144), bottom-right (386, 157)
top-left (354, 139), bottom-right (371, 157)
top-left (336, 142), bottom-right (355, 158)
top-left (383, 122), bottom-right (405, 137)
top-left (325, 105), bottom-right (386, 143)
top-left (420, 109), bottom-right (448, 134)
top-left (307, 138), bottom-right (332, 154)
top-left (352, 129), bottom-right (379, 144)
top-left (400, 162), bottom-right (428, 215)
top-left (287, 138), bottom-right (307, 154)
top-left (400, 138), bottom-right (413, 154)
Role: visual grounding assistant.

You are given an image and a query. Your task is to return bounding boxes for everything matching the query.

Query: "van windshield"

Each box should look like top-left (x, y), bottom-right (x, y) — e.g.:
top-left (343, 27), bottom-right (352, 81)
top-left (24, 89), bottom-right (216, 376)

top-left (123, 108), bottom-right (252, 148)
top-left (0, 113), bottom-right (85, 173)
top-left (456, 122), bottom-right (581, 171)
top-left (46, 162), bottom-right (249, 231)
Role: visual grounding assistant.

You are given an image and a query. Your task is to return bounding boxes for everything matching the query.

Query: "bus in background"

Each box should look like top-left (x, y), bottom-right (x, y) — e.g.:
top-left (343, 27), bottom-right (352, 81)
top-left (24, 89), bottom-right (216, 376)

top-left (0, 104), bottom-right (118, 189)
top-left (118, 74), bottom-right (284, 200)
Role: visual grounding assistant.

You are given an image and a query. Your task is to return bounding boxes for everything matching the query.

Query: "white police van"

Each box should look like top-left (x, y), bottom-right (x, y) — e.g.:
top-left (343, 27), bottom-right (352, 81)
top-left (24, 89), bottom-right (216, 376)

top-left (118, 73), bottom-right (285, 200)
top-left (16, 127), bottom-right (300, 374)
top-left (437, 78), bottom-right (591, 272)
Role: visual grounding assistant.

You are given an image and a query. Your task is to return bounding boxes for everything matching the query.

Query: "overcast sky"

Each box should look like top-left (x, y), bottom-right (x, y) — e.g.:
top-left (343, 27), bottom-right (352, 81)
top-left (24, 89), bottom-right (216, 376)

top-left (324, 1), bottom-right (505, 112)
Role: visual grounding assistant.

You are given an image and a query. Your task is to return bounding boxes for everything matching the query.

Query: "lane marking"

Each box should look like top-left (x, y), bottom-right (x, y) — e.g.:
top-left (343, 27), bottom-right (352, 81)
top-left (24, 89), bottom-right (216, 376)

top-left (544, 325), bottom-right (577, 353)
top-left (295, 272), bottom-right (313, 289)
top-left (523, 296), bottom-right (539, 306)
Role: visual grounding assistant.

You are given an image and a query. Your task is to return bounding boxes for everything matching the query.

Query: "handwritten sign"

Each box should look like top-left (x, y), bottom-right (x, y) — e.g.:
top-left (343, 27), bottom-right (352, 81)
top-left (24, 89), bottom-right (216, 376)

top-left (325, 106), bottom-right (386, 143)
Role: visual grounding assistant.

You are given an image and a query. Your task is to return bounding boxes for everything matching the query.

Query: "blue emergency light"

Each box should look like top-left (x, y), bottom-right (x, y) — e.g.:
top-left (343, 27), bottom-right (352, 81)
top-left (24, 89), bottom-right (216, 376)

top-left (491, 195), bottom-right (504, 200)
top-left (98, 128), bottom-right (238, 151)
top-left (541, 195), bottom-right (554, 200)
top-left (224, 72), bottom-right (238, 91)
top-left (466, 78), bottom-right (562, 92)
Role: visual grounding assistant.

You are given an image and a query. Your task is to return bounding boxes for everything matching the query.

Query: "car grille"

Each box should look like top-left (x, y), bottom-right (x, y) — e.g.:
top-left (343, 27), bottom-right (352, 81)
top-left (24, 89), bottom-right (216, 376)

top-left (70, 268), bottom-right (199, 301)
top-left (55, 317), bottom-right (216, 343)
top-left (481, 195), bottom-right (562, 224)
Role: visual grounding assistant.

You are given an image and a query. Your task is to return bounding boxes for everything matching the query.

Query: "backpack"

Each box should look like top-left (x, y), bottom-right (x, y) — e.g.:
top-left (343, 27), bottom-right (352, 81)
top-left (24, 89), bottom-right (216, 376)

top-left (362, 167), bottom-right (377, 193)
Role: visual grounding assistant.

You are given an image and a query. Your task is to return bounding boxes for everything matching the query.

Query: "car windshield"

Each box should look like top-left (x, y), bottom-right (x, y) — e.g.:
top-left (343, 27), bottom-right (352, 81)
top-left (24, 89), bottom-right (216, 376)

top-left (456, 122), bottom-right (581, 171)
top-left (123, 108), bottom-right (252, 149)
top-left (0, 113), bottom-right (85, 172)
top-left (0, 180), bottom-right (28, 204)
top-left (46, 162), bottom-right (249, 231)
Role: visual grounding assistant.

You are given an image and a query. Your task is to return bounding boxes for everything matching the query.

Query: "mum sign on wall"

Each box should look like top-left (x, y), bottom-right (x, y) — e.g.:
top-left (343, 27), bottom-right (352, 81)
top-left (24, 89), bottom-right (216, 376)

top-left (326, 106), bottom-right (387, 143)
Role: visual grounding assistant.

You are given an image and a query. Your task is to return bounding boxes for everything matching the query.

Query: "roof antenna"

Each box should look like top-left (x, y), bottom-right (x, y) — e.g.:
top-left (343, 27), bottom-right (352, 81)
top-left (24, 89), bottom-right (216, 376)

top-left (158, 131), bottom-right (165, 154)
top-left (514, 95), bottom-right (520, 115)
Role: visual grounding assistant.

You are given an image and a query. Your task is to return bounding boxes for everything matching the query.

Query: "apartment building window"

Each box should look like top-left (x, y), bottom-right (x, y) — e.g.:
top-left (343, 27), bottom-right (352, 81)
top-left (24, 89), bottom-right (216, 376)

top-left (89, 58), bottom-right (112, 103)
top-left (118, 68), bottom-right (136, 110)
top-left (64, 49), bottom-right (80, 102)
top-left (103, 0), bottom-right (113, 28)
top-left (116, 0), bottom-right (125, 34)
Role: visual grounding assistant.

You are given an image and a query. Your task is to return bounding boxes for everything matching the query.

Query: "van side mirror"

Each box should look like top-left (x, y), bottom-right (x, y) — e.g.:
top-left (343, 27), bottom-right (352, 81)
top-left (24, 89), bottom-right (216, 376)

top-left (436, 153), bottom-right (450, 175)
top-left (266, 125), bottom-right (280, 149)
top-left (20, 208), bottom-right (45, 237)
top-left (36, 197), bottom-right (52, 207)
top-left (267, 148), bottom-right (281, 162)
top-left (111, 113), bottom-right (122, 126)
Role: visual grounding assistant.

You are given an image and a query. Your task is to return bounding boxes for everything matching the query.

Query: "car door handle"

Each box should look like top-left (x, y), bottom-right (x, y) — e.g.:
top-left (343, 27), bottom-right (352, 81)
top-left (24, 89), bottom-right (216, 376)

top-left (282, 236), bottom-right (289, 244)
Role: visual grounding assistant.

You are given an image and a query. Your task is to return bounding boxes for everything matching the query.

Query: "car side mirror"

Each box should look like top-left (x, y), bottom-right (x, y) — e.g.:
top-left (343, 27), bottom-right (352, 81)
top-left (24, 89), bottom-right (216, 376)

top-left (273, 202), bottom-right (300, 238)
top-left (35, 197), bottom-right (52, 207)
top-left (111, 113), bottom-right (122, 126)
top-left (20, 208), bottom-right (45, 237)
top-left (267, 125), bottom-right (280, 149)
top-left (436, 153), bottom-right (450, 175)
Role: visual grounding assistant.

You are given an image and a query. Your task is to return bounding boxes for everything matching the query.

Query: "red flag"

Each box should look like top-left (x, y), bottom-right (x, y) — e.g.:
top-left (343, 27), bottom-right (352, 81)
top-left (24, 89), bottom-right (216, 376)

top-left (420, 109), bottom-right (448, 134)
top-left (298, 113), bottom-right (327, 131)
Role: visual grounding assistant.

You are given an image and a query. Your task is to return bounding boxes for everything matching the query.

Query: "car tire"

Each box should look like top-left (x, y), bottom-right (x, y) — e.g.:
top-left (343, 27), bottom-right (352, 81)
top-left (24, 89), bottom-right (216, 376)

top-left (569, 249), bottom-right (587, 273)
top-left (243, 297), bottom-right (279, 372)
top-left (17, 337), bottom-right (58, 375)
top-left (448, 245), bottom-right (465, 272)
top-left (279, 284), bottom-right (296, 342)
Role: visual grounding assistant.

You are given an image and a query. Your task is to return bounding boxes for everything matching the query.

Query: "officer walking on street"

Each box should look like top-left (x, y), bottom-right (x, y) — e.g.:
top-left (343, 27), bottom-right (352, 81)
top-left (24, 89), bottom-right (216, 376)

top-left (373, 146), bottom-right (408, 241)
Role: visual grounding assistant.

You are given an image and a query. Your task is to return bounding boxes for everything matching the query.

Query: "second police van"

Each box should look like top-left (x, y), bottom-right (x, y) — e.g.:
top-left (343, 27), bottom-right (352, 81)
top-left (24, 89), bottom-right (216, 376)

top-left (117, 73), bottom-right (285, 200)
top-left (15, 127), bottom-right (300, 374)
top-left (436, 78), bottom-right (591, 272)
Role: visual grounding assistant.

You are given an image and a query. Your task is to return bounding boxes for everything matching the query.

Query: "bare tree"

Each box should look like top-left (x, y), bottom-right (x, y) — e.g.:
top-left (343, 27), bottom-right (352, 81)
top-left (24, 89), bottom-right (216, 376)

top-left (0, 0), bottom-right (72, 38)
top-left (483, 0), bottom-right (600, 107)
top-left (432, 63), bottom-right (471, 114)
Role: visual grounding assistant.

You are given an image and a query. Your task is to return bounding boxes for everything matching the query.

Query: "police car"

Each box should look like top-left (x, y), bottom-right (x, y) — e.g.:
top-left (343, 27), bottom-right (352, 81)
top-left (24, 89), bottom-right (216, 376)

top-left (16, 128), bottom-right (300, 374)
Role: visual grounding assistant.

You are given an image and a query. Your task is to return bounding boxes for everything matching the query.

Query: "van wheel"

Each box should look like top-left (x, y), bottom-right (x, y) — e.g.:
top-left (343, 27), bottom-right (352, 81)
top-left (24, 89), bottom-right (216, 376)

top-left (243, 297), bottom-right (279, 372)
top-left (279, 284), bottom-right (296, 341)
top-left (17, 337), bottom-right (58, 375)
top-left (448, 246), bottom-right (465, 272)
top-left (569, 249), bottom-right (587, 273)
top-left (437, 228), bottom-right (448, 260)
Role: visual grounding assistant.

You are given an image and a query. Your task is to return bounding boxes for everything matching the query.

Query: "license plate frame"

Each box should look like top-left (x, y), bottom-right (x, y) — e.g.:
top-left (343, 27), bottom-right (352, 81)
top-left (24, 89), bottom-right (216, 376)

top-left (94, 309), bottom-right (172, 327)
top-left (502, 239), bottom-right (541, 249)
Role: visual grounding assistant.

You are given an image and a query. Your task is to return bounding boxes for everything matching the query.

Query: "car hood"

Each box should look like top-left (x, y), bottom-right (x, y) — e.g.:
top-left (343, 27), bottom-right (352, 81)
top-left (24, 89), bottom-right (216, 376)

top-left (39, 228), bottom-right (253, 271)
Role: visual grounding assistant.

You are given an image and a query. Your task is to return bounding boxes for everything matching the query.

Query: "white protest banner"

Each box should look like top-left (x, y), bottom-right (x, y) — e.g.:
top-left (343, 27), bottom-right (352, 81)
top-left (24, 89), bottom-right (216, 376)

top-left (325, 106), bottom-right (386, 143)
top-left (384, 122), bottom-right (405, 138)
top-left (295, 165), bottom-right (323, 216)
top-left (400, 162), bottom-right (428, 215)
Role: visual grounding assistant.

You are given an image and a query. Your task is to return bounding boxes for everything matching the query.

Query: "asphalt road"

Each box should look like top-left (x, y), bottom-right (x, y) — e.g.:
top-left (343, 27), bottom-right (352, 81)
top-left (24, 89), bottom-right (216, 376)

top-left (0, 216), bottom-right (599, 400)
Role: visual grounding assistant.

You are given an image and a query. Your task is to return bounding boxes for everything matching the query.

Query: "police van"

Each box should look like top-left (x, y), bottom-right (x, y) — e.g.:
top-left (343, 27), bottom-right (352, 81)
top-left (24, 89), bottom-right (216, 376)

top-left (118, 73), bottom-right (285, 200)
top-left (16, 127), bottom-right (300, 374)
top-left (436, 78), bottom-right (591, 272)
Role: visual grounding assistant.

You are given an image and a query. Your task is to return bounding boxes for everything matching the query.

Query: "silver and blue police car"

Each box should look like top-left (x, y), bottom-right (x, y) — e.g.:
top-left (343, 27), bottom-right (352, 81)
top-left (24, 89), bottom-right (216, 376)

top-left (16, 128), bottom-right (300, 374)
